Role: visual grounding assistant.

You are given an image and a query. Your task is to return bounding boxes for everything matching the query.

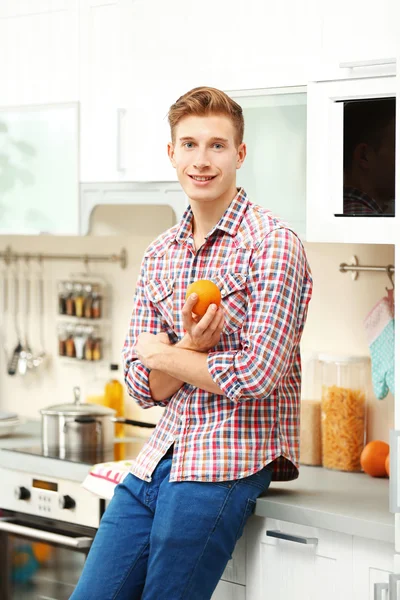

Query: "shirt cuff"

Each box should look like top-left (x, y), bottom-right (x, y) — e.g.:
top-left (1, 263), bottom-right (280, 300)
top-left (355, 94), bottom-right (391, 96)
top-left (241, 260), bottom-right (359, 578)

top-left (126, 361), bottom-right (168, 408)
top-left (207, 351), bottom-right (242, 403)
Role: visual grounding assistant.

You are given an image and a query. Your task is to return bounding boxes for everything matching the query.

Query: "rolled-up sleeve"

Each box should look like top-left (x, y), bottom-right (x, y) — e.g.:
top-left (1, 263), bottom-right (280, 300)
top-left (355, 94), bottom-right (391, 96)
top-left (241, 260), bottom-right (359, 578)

top-left (122, 260), bottom-right (170, 409)
top-left (207, 227), bottom-right (312, 403)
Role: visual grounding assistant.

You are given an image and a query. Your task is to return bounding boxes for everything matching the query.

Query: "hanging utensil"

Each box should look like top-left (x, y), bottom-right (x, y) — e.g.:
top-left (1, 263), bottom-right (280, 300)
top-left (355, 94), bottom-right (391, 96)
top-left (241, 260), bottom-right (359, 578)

top-left (7, 269), bottom-right (23, 376)
top-left (29, 265), bottom-right (47, 370)
top-left (0, 268), bottom-right (9, 363)
top-left (18, 264), bottom-right (33, 375)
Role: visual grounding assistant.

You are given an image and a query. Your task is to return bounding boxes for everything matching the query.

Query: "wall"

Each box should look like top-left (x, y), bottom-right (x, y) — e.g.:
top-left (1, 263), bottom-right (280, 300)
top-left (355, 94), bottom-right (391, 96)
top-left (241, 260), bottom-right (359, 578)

top-left (0, 206), bottom-right (394, 443)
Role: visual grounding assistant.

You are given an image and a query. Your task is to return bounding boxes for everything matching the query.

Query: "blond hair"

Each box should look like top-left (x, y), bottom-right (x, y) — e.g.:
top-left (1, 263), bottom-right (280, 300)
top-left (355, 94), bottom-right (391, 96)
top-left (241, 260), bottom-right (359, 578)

top-left (168, 86), bottom-right (244, 147)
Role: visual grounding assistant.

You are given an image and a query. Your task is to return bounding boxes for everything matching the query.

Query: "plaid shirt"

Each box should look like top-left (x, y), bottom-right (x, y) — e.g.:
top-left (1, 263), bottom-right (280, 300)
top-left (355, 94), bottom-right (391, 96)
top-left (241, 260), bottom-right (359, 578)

top-left (123, 189), bottom-right (313, 483)
top-left (343, 186), bottom-right (384, 215)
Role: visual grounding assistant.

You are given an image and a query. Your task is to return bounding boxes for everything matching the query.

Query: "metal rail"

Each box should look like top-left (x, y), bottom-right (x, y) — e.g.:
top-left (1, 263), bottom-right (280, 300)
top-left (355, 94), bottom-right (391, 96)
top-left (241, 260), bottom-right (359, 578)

top-left (0, 245), bottom-right (127, 269)
top-left (339, 255), bottom-right (394, 283)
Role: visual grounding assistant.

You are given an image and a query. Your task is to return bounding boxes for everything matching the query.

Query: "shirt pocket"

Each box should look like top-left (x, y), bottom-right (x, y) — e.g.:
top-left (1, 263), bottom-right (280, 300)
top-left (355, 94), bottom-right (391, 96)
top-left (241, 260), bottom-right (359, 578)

top-left (213, 272), bottom-right (248, 336)
top-left (144, 278), bottom-right (175, 332)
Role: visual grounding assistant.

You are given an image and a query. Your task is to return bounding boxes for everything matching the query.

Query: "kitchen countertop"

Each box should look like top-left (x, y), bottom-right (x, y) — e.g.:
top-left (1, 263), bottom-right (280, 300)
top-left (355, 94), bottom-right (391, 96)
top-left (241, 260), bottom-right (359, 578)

top-left (0, 421), bottom-right (393, 544)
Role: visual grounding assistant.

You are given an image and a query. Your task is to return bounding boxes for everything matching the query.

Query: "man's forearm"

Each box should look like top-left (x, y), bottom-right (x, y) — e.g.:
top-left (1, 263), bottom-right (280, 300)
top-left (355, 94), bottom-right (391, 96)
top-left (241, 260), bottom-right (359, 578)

top-left (148, 336), bottom-right (194, 402)
top-left (149, 344), bottom-right (224, 396)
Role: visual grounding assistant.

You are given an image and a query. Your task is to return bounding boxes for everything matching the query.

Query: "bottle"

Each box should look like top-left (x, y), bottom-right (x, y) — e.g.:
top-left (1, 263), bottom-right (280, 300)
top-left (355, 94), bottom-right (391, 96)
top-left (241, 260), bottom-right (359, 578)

top-left (104, 364), bottom-right (124, 438)
top-left (319, 354), bottom-right (368, 472)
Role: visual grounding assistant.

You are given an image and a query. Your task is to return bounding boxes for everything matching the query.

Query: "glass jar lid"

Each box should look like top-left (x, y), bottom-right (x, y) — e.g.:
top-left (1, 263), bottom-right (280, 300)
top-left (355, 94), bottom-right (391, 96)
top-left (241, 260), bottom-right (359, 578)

top-left (317, 353), bottom-right (370, 364)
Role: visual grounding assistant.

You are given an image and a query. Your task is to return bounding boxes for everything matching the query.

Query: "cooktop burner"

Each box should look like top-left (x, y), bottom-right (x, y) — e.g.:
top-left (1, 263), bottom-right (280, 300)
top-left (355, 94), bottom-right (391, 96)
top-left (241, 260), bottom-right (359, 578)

top-left (5, 442), bottom-right (138, 465)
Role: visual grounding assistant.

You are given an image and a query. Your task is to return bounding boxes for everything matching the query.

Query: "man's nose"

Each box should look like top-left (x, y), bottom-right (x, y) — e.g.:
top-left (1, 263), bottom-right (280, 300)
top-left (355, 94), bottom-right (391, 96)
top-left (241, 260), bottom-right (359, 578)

top-left (193, 149), bottom-right (211, 170)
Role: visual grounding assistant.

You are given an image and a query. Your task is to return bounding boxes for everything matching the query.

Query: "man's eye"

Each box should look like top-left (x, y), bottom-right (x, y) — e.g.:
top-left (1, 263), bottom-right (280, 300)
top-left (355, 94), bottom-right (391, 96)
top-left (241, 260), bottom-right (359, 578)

top-left (213, 143), bottom-right (223, 149)
top-left (183, 142), bottom-right (194, 148)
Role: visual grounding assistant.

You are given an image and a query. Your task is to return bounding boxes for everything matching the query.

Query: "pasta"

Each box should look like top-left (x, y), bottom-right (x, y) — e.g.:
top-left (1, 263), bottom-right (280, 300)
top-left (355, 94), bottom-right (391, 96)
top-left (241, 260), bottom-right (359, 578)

top-left (321, 385), bottom-right (366, 472)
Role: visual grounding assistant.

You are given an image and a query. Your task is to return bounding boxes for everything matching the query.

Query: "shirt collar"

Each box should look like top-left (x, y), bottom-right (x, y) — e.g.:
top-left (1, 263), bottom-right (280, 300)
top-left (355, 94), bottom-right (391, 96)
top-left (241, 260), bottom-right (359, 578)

top-left (343, 186), bottom-right (384, 214)
top-left (174, 188), bottom-right (250, 244)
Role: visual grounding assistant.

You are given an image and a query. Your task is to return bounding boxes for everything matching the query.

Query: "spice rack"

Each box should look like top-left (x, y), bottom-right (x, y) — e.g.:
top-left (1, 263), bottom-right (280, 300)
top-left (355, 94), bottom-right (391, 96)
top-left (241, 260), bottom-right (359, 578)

top-left (56, 277), bottom-right (111, 364)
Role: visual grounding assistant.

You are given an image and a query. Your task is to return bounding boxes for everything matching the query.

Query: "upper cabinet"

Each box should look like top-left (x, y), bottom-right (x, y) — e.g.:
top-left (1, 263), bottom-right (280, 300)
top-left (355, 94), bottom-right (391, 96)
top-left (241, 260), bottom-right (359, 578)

top-left (79, 0), bottom-right (126, 183)
top-left (0, 103), bottom-right (79, 235)
top-left (307, 73), bottom-right (398, 244)
top-left (230, 88), bottom-right (307, 240)
top-left (0, 0), bottom-right (79, 106)
top-left (320, 0), bottom-right (397, 66)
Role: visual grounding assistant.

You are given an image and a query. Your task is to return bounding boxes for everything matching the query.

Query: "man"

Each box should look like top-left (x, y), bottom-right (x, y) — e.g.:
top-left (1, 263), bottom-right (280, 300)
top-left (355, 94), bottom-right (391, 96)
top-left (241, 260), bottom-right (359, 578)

top-left (71, 86), bottom-right (313, 600)
top-left (343, 98), bottom-right (395, 215)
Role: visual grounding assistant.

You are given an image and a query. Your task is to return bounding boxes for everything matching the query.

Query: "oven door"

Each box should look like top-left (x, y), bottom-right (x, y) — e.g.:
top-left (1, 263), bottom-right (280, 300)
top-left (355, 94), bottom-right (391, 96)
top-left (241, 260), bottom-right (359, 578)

top-left (0, 511), bottom-right (97, 600)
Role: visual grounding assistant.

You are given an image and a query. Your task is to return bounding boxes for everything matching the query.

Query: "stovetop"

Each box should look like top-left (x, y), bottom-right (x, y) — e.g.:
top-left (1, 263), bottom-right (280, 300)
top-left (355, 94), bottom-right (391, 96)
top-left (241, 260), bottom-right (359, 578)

top-left (8, 444), bottom-right (120, 465)
top-left (0, 439), bottom-right (147, 482)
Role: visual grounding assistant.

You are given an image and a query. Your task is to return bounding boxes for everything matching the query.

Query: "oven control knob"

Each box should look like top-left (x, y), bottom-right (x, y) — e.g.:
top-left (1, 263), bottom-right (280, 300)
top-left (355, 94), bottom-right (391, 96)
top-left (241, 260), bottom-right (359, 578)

top-left (15, 486), bottom-right (31, 501)
top-left (59, 494), bottom-right (76, 510)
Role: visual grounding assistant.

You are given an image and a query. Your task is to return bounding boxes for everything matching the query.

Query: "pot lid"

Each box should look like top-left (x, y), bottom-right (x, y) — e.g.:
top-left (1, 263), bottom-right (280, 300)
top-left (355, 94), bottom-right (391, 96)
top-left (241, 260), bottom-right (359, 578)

top-left (40, 386), bottom-right (116, 417)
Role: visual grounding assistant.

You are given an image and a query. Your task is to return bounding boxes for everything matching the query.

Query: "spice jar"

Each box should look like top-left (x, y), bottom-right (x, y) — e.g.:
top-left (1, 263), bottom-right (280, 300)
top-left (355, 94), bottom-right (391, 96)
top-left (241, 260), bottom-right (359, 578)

top-left (319, 354), bottom-right (368, 472)
top-left (91, 289), bottom-right (102, 319)
top-left (65, 282), bottom-right (75, 316)
top-left (84, 284), bottom-right (93, 319)
top-left (300, 353), bottom-right (322, 466)
top-left (74, 283), bottom-right (85, 318)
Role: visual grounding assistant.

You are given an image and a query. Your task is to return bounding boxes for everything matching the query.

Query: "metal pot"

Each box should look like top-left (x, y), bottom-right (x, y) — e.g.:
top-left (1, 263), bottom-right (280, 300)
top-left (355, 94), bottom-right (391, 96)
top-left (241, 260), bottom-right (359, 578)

top-left (40, 386), bottom-right (156, 463)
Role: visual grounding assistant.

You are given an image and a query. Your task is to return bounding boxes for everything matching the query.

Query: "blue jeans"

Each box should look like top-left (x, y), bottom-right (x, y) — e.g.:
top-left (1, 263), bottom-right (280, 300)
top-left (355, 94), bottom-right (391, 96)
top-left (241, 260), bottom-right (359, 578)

top-left (70, 457), bottom-right (272, 600)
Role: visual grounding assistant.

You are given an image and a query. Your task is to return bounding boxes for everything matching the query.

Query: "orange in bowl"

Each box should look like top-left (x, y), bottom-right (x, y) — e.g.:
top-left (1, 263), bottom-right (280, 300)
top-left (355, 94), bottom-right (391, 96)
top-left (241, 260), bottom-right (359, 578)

top-left (360, 440), bottom-right (389, 477)
top-left (185, 280), bottom-right (221, 317)
top-left (385, 453), bottom-right (390, 477)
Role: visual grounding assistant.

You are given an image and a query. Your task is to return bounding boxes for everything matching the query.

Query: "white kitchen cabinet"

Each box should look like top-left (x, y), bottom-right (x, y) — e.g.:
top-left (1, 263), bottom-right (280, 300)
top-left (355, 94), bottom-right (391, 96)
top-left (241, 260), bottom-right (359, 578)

top-left (0, 103), bottom-right (79, 235)
top-left (307, 74), bottom-right (398, 244)
top-left (211, 580), bottom-right (246, 600)
top-left (246, 516), bottom-right (353, 600)
top-left (320, 0), bottom-right (397, 66)
top-left (352, 536), bottom-right (394, 599)
top-left (230, 88), bottom-right (307, 239)
top-left (79, 0), bottom-right (127, 182)
top-left (0, 0), bottom-right (79, 106)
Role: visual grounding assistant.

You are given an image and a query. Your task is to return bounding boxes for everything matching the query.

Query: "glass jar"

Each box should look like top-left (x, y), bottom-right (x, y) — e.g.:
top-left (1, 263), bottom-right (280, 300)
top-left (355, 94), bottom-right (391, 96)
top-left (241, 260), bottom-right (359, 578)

top-left (319, 354), bottom-right (368, 472)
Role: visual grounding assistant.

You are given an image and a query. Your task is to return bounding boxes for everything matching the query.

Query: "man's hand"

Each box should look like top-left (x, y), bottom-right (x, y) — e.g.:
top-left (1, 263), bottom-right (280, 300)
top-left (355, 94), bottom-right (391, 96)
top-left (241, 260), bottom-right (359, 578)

top-left (180, 293), bottom-right (224, 353)
top-left (135, 332), bottom-right (166, 369)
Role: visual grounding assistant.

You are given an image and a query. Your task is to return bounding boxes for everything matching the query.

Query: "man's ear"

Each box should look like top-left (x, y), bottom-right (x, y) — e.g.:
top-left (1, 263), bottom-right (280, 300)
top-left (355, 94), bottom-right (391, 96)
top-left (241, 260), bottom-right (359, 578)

top-left (354, 142), bottom-right (371, 170)
top-left (168, 142), bottom-right (176, 168)
top-left (236, 142), bottom-right (247, 169)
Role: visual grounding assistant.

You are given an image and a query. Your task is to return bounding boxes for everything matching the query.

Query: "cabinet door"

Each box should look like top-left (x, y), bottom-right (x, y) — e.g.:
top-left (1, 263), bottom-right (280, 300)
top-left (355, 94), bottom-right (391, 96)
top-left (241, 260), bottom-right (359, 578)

top-left (352, 537), bottom-right (394, 600)
top-left (307, 75), bottom-right (398, 243)
top-left (230, 88), bottom-right (307, 239)
top-left (246, 517), bottom-right (353, 600)
top-left (321, 0), bottom-right (396, 65)
top-left (211, 580), bottom-right (246, 600)
top-left (0, 103), bottom-right (79, 235)
top-left (0, 0), bottom-right (79, 106)
top-left (79, 0), bottom-right (125, 182)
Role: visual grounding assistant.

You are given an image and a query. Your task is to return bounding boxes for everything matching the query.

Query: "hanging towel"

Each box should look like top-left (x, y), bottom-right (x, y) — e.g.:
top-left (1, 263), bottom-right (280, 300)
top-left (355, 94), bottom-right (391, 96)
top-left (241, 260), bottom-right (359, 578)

top-left (364, 295), bottom-right (395, 399)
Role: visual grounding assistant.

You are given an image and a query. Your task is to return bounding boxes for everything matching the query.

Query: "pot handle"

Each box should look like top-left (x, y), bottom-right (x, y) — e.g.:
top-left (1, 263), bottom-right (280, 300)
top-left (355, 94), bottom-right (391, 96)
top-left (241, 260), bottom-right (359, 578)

top-left (73, 386), bottom-right (81, 405)
top-left (111, 417), bottom-right (156, 429)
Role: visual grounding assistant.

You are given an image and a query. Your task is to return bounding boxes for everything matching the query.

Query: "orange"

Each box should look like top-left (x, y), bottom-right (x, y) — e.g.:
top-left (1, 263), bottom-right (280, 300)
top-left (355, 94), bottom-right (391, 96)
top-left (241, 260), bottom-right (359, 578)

top-left (360, 440), bottom-right (389, 477)
top-left (385, 453), bottom-right (390, 477)
top-left (185, 280), bottom-right (221, 317)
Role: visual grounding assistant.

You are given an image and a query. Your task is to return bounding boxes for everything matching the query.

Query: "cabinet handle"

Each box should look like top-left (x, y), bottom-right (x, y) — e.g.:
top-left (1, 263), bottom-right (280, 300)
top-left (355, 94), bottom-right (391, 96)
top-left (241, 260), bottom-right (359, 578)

top-left (266, 530), bottom-right (318, 545)
top-left (389, 573), bottom-right (400, 599)
top-left (116, 108), bottom-right (126, 172)
top-left (374, 582), bottom-right (389, 600)
top-left (339, 58), bottom-right (396, 69)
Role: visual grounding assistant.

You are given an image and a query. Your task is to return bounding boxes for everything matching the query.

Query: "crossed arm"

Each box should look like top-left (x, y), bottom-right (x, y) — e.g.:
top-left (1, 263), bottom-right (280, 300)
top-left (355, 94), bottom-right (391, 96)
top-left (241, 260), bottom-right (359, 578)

top-left (135, 293), bottom-right (225, 401)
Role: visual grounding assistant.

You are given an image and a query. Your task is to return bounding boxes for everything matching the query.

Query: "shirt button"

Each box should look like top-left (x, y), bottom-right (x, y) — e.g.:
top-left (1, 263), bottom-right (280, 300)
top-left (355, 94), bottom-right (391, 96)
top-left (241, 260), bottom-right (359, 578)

top-left (169, 436), bottom-right (175, 443)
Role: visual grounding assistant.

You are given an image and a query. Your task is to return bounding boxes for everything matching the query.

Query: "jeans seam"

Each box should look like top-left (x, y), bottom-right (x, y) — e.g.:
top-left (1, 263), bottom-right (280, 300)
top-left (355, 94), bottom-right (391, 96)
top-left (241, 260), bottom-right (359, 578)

top-left (179, 482), bottom-right (238, 600)
top-left (112, 540), bottom-right (150, 600)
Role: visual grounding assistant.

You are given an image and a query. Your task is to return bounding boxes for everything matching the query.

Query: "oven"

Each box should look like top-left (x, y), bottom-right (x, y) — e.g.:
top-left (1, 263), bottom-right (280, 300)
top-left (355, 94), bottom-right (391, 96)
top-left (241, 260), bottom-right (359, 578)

top-left (0, 464), bottom-right (105, 600)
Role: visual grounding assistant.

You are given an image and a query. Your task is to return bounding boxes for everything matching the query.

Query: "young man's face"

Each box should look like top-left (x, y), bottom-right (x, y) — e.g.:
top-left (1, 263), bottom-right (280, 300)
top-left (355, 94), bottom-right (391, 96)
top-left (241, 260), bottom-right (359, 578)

top-left (168, 114), bottom-right (246, 205)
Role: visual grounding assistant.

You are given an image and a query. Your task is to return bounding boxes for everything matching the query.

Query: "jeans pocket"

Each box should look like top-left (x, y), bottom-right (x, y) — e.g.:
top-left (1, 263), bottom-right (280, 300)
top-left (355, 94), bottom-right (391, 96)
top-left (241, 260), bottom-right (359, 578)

top-left (234, 498), bottom-right (257, 544)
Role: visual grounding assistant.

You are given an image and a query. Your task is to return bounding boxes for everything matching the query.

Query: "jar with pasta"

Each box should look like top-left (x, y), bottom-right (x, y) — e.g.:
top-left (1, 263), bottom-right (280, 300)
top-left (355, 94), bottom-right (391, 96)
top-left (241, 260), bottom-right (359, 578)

top-left (319, 354), bottom-right (368, 472)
